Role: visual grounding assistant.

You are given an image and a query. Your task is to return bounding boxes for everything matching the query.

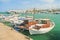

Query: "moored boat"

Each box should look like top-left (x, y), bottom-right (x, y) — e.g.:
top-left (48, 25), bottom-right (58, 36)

top-left (4, 15), bottom-right (55, 35)
top-left (29, 19), bottom-right (55, 35)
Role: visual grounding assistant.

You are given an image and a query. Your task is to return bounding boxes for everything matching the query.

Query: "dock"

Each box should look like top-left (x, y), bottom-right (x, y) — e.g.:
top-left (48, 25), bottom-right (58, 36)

top-left (0, 23), bottom-right (32, 40)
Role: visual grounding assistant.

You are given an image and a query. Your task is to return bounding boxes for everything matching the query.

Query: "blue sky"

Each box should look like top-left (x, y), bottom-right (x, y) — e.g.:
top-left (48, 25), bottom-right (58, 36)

top-left (0, 0), bottom-right (60, 11)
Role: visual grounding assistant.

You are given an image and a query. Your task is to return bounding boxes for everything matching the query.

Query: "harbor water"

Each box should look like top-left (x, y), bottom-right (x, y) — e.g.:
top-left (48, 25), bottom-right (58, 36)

top-left (0, 12), bottom-right (60, 40)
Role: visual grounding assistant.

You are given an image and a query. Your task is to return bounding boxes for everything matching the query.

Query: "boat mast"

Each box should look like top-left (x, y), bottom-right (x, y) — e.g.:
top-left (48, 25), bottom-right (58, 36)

top-left (32, 8), bottom-right (36, 20)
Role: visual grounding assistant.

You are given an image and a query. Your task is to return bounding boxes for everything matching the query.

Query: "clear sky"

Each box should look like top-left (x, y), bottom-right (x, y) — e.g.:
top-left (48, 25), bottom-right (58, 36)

top-left (0, 0), bottom-right (60, 11)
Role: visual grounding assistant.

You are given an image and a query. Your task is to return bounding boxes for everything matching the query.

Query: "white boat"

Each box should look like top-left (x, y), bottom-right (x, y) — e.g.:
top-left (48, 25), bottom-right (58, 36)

top-left (29, 19), bottom-right (55, 35)
top-left (5, 15), bottom-right (55, 35)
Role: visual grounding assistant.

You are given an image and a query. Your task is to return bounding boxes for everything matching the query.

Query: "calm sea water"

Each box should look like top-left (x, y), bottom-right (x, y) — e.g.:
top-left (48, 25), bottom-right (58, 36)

top-left (0, 12), bottom-right (60, 40)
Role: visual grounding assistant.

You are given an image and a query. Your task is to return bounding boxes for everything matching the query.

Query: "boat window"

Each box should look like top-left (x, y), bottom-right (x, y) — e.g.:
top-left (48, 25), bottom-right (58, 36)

top-left (40, 20), bottom-right (47, 24)
top-left (35, 20), bottom-right (39, 24)
top-left (24, 20), bottom-right (28, 24)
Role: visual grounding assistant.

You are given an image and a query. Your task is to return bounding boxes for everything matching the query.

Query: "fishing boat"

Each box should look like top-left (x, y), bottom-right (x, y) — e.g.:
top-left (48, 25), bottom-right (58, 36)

top-left (29, 19), bottom-right (55, 35)
top-left (6, 15), bottom-right (55, 35)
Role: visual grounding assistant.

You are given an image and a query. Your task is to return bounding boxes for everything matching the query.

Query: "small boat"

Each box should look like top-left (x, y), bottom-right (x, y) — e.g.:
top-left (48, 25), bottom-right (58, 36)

top-left (8, 16), bottom-right (55, 35)
top-left (29, 19), bottom-right (55, 35)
